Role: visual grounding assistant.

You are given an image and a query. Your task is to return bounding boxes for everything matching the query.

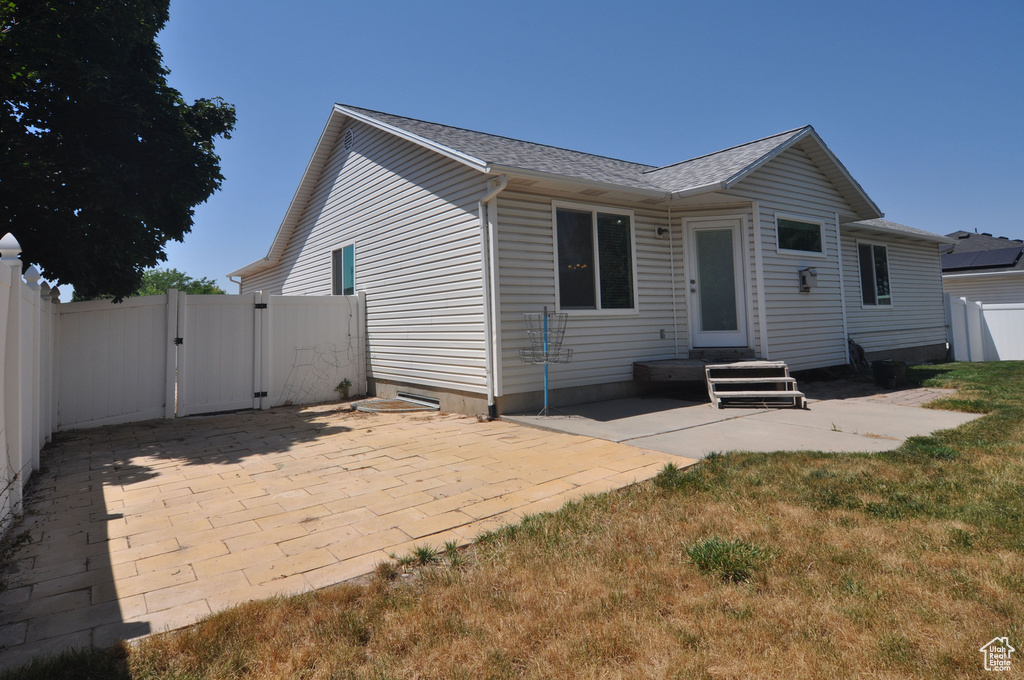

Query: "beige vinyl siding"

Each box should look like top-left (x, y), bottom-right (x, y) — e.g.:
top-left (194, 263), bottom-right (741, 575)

top-left (943, 273), bottom-right (1024, 305)
top-left (495, 190), bottom-right (677, 395)
top-left (241, 266), bottom-right (283, 295)
top-left (725, 144), bottom-right (852, 370)
top-left (241, 120), bottom-right (489, 393)
top-left (842, 228), bottom-right (947, 353)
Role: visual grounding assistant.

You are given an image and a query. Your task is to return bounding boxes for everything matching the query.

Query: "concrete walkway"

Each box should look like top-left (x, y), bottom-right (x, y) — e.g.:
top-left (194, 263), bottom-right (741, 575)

top-left (0, 406), bottom-right (689, 670)
top-left (505, 381), bottom-right (982, 458)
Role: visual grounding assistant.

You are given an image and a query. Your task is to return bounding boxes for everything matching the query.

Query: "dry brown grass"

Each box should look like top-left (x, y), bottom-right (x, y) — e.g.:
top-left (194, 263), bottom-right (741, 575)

top-left (4, 362), bottom-right (1024, 679)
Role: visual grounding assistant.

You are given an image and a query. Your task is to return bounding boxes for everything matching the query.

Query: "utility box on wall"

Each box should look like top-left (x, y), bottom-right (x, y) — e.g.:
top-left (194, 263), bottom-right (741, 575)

top-left (798, 267), bottom-right (818, 292)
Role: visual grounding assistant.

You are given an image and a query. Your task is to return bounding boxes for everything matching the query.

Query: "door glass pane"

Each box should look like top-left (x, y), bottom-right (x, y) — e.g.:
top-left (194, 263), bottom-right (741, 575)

top-left (557, 209), bottom-right (596, 309)
top-left (597, 213), bottom-right (634, 309)
top-left (696, 229), bottom-right (738, 331)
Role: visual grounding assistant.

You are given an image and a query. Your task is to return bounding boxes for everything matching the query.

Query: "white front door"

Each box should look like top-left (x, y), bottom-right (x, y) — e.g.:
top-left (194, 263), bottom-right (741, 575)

top-left (687, 217), bottom-right (748, 348)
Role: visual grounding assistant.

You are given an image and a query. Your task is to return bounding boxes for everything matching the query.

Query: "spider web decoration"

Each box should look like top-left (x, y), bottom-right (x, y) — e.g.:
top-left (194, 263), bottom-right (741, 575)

top-left (279, 342), bottom-right (349, 406)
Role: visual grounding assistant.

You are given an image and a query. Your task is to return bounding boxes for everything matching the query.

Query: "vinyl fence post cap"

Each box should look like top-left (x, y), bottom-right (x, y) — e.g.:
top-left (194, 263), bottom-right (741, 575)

top-left (0, 232), bottom-right (21, 261)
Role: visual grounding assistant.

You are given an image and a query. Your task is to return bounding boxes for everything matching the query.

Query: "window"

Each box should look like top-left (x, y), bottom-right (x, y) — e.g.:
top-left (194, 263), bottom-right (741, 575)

top-left (858, 242), bottom-right (891, 306)
top-left (776, 216), bottom-right (824, 254)
top-left (332, 244), bottom-right (355, 295)
top-left (555, 206), bottom-right (635, 310)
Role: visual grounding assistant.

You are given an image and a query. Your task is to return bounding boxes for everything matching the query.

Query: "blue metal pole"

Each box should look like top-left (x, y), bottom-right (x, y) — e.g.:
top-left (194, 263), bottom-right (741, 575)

top-left (543, 306), bottom-right (549, 416)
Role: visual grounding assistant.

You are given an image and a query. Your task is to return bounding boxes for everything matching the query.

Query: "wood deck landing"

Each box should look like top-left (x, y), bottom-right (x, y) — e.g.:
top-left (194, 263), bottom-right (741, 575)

top-left (633, 359), bottom-right (711, 382)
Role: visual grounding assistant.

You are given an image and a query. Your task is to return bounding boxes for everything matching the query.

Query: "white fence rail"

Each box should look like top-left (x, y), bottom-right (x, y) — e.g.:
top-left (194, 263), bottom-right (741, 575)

top-left (946, 294), bottom-right (1024, 362)
top-left (0, 232), bottom-right (366, 532)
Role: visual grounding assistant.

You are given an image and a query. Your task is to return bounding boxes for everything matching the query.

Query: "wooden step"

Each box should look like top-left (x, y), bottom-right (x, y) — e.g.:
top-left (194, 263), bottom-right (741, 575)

top-left (709, 390), bottom-right (806, 409)
top-left (708, 377), bottom-right (797, 384)
top-left (689, 347), bottom-right (755, 361)
top-left (712, 390), bottom-right (805, 399)
top-left (704, 359), bottom-right (804, 409)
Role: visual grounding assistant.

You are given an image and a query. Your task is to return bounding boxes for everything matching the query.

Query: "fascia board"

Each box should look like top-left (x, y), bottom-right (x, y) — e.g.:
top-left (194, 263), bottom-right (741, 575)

top-left (721, 128), bottom-right (811, 189)
top-left (229, 110), bottom-right (346, 278)
top-left (487, 164), bottom-right (671, 200)
top-left (842, 222), bottom-right (953, 244)
top-left (943, 269), bottom-right (1024, 279)
top-left (335, 105), bottom-right (489, 173)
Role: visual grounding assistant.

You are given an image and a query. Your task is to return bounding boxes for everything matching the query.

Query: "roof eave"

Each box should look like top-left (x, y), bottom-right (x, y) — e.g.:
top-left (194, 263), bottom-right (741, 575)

top-left (228, 110), bottom-right (351, 280)
top-left (486, 164), bottom-right (671, 200)
top-left (724, 127), bottom-right (883, 221)
top-left (721, 127), bottom-right (813, 189)
top-left (668, 181), bottom-right (729, 200)
top-left (843, 222), bottom-right (953, 244)
top-left (943, 268), bottom-right (1024, 279)
top-left (228, 257), bottom-right (272, 279)
top-left (335, 105), bottom-right (490, 173)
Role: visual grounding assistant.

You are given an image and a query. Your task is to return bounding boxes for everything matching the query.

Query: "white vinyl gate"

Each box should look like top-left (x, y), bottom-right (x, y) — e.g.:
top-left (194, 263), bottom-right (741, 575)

top-left (177, 292), bottom-right (265, 416)
top-left (55, 290), bottom-right (364, 430)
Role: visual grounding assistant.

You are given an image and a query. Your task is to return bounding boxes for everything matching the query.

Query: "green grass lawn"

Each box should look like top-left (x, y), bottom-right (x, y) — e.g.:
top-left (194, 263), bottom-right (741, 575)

top-left (4, 362), bottom-right (1023, 679)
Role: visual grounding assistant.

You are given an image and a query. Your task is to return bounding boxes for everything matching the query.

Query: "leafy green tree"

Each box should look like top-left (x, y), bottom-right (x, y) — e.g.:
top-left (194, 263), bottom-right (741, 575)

top-left (1, 0), bottom-right (236, 300)
top-left (71, 267), bottom-right (225, 301)
top-left (136, 268), bottom-right (225, 296)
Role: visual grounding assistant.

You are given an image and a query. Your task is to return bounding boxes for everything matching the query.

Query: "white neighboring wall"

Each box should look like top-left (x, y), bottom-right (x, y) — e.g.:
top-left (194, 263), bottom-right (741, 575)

top-left (241, 120), bottom-right (490, 395)
top-left (943, 272), bottom-right (1024, 305)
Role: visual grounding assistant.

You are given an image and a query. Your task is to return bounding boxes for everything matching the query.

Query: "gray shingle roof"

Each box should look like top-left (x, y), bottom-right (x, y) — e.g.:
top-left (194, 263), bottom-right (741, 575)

top-left (342, 106), bottom-right (664, 191)
top-left (642, 128), bottom-right (809, 191)
top-left (341, 105), bottom-right (811, 195)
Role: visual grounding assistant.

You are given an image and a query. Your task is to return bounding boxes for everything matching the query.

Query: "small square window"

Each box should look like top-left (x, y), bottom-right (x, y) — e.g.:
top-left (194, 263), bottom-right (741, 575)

top-left (777, 217), bottom-right (824, 254)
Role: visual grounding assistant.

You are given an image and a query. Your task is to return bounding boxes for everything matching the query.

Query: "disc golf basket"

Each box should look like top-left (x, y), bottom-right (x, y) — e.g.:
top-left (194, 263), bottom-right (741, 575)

top-left (519, 306), bottom-right (573, 416)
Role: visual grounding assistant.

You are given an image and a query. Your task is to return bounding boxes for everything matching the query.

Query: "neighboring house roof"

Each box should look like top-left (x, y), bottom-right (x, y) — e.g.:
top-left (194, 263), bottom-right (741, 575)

top-left (844, 218), bottom-right (951, 244)
top-left (231, 104), bottom-right (885, 278)
top-left (941, 230), bottom-right (1024, 274)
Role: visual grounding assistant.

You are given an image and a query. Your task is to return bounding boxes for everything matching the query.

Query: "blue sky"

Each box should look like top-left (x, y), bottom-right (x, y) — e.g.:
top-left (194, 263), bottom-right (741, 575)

top-left (150, 0), bottom-right (1023, 293)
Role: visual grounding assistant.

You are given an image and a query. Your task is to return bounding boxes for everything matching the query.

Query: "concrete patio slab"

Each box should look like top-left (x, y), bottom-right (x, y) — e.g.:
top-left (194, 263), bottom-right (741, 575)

top-left (505, 381), bottom-right (981, 458)
top-left (0, 406), bottom-right (690, 671)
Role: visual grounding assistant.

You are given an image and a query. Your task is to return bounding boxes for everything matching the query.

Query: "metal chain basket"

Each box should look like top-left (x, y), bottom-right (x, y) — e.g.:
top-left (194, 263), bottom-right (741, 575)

top-left (519, 311), bottom-right (573, 365)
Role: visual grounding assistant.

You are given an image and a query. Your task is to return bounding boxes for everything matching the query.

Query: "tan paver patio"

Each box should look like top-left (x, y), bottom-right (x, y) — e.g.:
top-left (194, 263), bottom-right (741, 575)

top-left (0, 405), bottom-right (690, 669)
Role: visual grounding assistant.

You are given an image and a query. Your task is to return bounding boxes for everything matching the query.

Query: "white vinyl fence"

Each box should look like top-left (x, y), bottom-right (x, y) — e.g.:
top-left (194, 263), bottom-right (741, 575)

top-left (946, 294), bottom-right (1024, 361)
top-left (0, 235), bottom-right (55, 533)
top-left (0, 232), bottom-right (366, 532)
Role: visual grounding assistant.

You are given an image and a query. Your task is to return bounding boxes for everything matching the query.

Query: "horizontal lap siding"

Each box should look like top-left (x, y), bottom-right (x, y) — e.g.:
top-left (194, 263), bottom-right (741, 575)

top-left (243, 121), bottom-right (488, 393)
top-left (496, 190), bottom-right (676, 395)
top-left (727, 145), bottom-right (851, 370)
top-left (843, 228), bottom-right (947, 352)
top-left (943, 275), bottom-right (1024, 305)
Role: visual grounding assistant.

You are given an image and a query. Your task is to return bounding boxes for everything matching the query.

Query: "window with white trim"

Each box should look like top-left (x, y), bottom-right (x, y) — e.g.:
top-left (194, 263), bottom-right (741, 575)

top-left (857, 242), bottom-right (891, 306)
top-left (332, 244), bottom-right (355, 295)
top-left (776, 216), bottom-right (824, 254)
top-left (555, 206), bottom-right (635, 310)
